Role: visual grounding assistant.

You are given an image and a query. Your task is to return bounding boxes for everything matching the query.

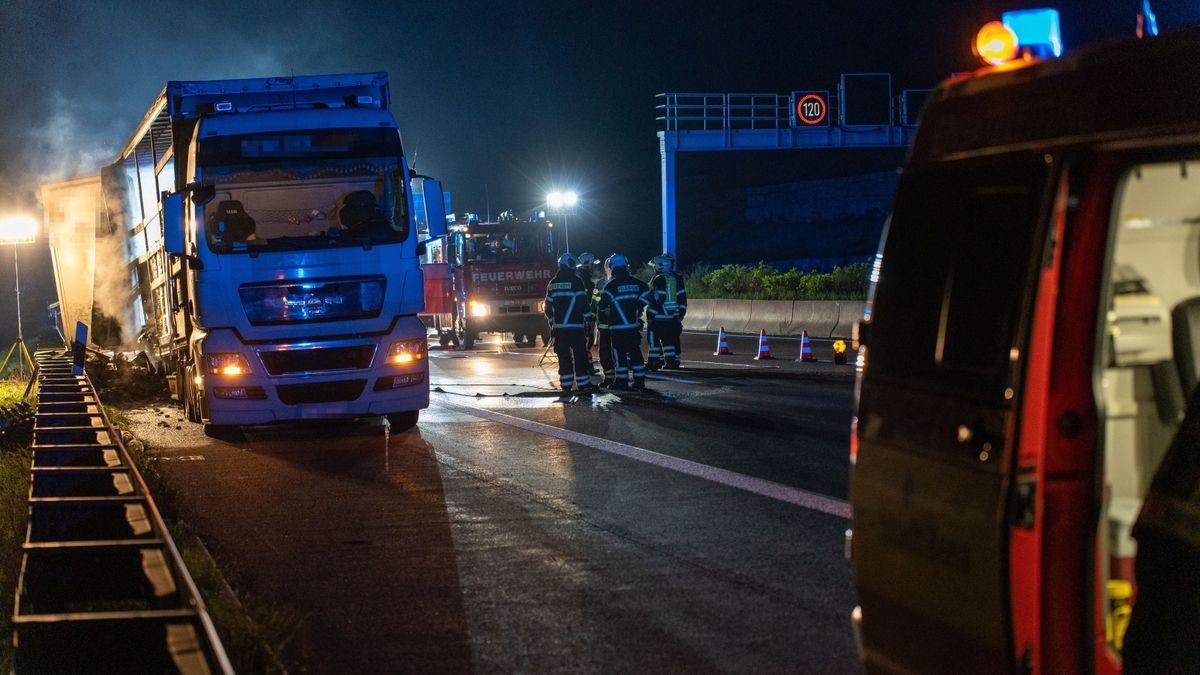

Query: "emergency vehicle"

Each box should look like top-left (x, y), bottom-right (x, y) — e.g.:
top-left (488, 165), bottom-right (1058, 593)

top-left (849, 10), bottom-right (1200, 674)
top-left (421, 213), bottom-right (559, 349)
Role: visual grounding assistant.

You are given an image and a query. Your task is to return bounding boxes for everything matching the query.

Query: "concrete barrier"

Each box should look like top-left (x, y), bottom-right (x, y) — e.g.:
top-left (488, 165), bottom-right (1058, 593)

top-left (684, 298), bottom-right (863, 337)
top-left (832, 301), bottom-right (867, 338)
top-left (683, 299), bottom-right (715, 333)
top-left (703, 299), bottom-right (753, 334)
top-left (748, 300), bottom-right (794, 337)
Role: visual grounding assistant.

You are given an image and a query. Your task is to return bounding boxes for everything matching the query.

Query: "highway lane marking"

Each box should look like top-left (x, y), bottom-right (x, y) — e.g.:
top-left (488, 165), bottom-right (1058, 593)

top-left (644, 373), bottom-right (703, 384)
top-left (436, 400), bottom-right (850, 519)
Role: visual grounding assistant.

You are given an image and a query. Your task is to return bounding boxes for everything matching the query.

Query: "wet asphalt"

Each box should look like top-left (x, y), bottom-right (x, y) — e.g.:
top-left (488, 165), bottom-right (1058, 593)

top-left (125, 330), bottom-right (862, 673)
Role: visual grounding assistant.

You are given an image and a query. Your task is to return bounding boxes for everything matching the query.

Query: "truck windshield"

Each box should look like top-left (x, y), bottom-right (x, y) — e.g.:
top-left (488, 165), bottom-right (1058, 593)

top-left (461, 229), bottom-right (552, 263)
top-left (197, 129), bottom-right (408, 253)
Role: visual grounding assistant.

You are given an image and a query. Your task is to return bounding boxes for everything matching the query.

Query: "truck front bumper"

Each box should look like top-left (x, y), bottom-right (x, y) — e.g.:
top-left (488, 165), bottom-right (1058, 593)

top-left (201, 316), bottom-right (430, 425)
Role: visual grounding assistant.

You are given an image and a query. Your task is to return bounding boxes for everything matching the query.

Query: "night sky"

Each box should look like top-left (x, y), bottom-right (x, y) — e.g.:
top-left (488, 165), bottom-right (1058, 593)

top-left (1, 0), bottom-right (1197, 348)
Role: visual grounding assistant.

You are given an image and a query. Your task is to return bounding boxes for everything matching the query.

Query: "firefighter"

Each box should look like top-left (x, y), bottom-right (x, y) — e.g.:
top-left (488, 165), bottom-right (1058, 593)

top-left (594, 255), bottom-right (616, 387)
top-left (577, 252), bottom-right (598, 356)
top-left (543, 253), bottom-right (593, 394)
top-left (646, 252), bottom-right (687, 370)
top-left (598, 254), bottom-right (652, 391)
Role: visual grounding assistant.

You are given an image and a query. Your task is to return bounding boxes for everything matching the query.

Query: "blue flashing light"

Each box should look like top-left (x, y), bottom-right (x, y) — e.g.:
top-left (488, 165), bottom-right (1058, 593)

top-left (1002, 8), bottom-right (1063, 58)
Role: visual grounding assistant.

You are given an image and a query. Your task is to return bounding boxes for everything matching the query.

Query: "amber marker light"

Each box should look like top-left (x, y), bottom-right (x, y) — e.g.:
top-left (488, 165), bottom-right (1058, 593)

top-left (974, 21), bottom-right (1019, 65)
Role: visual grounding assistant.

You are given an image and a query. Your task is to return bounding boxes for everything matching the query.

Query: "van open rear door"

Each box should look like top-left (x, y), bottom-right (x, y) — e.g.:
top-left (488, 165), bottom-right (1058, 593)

top-left (852, 154), bottom-right (1058, 673)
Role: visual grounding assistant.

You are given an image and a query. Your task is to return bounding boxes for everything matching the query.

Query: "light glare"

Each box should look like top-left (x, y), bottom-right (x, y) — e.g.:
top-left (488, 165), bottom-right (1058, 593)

top-left (0, 215), bottom-right (36, 244)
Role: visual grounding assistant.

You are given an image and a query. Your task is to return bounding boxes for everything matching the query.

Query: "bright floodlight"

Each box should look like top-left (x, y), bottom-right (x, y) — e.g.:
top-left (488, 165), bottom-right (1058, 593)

top-left (0, 215), bottom-right (36, 244)
top-left (547, 191), bottom-right (565, 209)
top-left (563, 191), bottom-right (578, 207)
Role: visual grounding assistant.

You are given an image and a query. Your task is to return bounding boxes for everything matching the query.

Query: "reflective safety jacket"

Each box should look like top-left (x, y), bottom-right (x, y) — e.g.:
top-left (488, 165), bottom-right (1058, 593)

top-left (581, 275), bottom-right (597, 322)
top-left (648, 272), bottom-right (687, 321)
top-left (591, 282), bottom-right (608, 330)
top-left (598, 271), bottom-right (651, 331)
top-left (544, 270), bottom-right (592, 329)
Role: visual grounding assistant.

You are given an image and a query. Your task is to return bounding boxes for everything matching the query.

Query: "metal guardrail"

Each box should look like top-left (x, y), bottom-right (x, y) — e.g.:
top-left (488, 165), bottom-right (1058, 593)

top-left (11, 350), bottom-right (232, 674)
top-left (656, 93), bottom-right (793, 131)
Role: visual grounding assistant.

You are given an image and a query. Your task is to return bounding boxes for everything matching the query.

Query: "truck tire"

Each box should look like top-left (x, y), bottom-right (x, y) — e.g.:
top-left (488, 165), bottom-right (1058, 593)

top-left (183, 366), bottom-right (202, 423)
top-left (386, 410), bottom-right (419, 431)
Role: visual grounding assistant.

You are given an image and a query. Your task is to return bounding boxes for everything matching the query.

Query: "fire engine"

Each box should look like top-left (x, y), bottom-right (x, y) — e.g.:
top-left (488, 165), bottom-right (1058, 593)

top-left (421, 212), bottom-right (559, 349)
top-left (849, 9), bottom-right (1200, 674)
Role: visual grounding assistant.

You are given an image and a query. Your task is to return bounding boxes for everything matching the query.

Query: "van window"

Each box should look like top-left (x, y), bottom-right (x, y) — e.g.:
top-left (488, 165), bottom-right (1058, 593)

top-left (869, 157), bottom-right (1049, 401)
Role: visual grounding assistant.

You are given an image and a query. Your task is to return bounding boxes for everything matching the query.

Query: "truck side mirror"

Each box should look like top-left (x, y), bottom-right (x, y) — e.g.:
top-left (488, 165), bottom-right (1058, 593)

top-left (422, 179), bottom-right (447, 239)
top-left (164, 192), bottom-right (185, 255)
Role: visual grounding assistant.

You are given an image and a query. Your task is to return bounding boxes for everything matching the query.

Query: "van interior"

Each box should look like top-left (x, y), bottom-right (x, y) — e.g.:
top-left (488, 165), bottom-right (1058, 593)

top-left (1099, 159), bottom-right (1200, 656)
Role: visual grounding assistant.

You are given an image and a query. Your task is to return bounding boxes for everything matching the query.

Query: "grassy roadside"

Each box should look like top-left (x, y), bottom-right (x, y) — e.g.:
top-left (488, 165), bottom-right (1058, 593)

top-left (110, 404), bottom-right (304, 672)
top-left (0, 379), bottom-right (34, 673)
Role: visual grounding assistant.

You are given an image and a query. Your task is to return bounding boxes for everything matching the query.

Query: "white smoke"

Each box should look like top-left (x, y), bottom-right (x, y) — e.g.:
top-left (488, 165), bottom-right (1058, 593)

top-left (27, 92), bottom-right (133, 345)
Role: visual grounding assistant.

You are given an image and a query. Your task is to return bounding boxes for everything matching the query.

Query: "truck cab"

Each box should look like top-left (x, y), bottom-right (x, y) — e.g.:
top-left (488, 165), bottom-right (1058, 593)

top-left (100, 73), bottom-right (445, 434)
top-left (850, 16), bottom-right (1200, 674)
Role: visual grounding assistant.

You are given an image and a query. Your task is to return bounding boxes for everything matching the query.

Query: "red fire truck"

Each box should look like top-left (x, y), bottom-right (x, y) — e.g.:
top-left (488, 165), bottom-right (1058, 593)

top-left (849, 10), bottom-right (1200, 675)
top-left (421, 214), bottom-right (559, 349)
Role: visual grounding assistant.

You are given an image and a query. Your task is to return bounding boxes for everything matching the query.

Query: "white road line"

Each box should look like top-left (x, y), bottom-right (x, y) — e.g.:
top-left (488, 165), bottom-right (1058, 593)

top-left (681, 360), bottom-right (759, 368)
top-left (436, 400), bottom-right (850, 519)
top-left (644, 373), bottom-right (703, 385)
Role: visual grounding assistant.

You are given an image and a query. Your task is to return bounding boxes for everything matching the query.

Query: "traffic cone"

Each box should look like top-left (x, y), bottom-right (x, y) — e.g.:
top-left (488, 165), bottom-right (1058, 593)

top-left (713, 327), bottom-right (732, 355)
top-left (753, 329), bottom-right (775, 360)
top-left (798, 330), bottom-right (816, 362)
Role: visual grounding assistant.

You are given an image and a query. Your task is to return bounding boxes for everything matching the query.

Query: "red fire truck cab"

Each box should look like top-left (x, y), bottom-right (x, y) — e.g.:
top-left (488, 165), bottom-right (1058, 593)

top-left (421, 215), bottom-right (559, 349)
top-left (850, 16), bottom-right (1200, 675)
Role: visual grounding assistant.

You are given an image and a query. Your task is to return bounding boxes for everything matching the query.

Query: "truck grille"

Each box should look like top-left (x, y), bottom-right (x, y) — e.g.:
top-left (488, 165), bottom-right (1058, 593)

top-left (258, 345), bottom-right (376, 375)
top-left (276, 379), bottom-right (367, 405)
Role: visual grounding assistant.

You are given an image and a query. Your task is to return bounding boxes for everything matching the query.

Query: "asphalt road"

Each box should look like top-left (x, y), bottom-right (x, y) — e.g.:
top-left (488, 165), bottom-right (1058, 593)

top-left (124, 330), bottom-right (861, 673)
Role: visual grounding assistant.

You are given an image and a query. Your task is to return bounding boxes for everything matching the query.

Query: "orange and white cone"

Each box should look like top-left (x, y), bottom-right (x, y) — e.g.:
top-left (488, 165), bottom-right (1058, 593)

top-left (798, 330), bottom-right (816, 362)
top-left (713, 326), bottom-right (732, 356)
top-left (753, 329), bottom-right (775, 360)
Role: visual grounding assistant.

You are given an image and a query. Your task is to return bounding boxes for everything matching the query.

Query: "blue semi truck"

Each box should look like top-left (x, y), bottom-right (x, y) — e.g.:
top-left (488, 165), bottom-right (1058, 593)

top-left (96, 72), bottom-right (444, 434)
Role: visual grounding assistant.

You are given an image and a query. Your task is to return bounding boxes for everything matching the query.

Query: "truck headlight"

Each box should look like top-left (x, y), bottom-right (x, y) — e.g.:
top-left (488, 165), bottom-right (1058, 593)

top-left (208, 353), bottom-right (253, 377)
top-left (387, 339), bottom-right (427, 365)
top-left (469, 300), bottom-right (489, 317)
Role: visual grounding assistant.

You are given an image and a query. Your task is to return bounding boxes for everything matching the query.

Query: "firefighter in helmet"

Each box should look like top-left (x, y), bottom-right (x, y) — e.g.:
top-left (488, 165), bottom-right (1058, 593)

top-left (646, 252), bottom-right (687, 370)
top-left (543, 253), bottom-right (594, 394)
top-left (597, 254), bottom-right (652, 390)
top-left (593, 255), bottom-right (617, 386)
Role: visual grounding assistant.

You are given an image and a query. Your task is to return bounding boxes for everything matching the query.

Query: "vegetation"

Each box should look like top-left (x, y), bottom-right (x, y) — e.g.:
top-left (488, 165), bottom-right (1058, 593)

top-left (0, 379), bottom-right (34, 673)
top-left (685, 262), bottom-right (870, 300)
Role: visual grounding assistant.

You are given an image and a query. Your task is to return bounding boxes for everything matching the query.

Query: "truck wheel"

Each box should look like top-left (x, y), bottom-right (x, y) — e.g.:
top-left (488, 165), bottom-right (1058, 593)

top-left (438, 331), bottom-right (451, 347)
top-left (462, 334), bottom-right (475, 350)
top-left (538, 332), bottom-right (550, 347)
top-left (182, 366), bottom-right (202, 423)
top-left (386, 410), bottom-right (419, 431)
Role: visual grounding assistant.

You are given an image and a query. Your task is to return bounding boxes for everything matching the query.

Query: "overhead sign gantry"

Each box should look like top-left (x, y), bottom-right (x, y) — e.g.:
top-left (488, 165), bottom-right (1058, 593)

top-left (655, 75), bottom-right (931, 255)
